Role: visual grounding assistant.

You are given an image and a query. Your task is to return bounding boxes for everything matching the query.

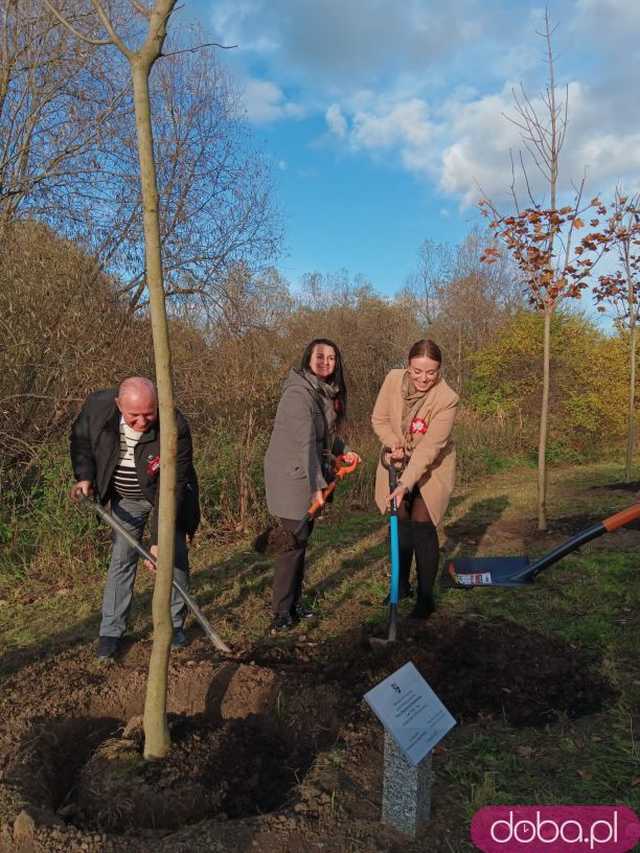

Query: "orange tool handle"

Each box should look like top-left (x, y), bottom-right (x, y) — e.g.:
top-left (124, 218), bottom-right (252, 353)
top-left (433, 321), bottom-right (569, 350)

top-left (305, 454), bottom-right (360, 516)
top-left (307, 481), bottom-right (337, 516)
top-left (602, 503), bottom-right (640, 532)
top-left (334, 453), bottom-right (360, 479)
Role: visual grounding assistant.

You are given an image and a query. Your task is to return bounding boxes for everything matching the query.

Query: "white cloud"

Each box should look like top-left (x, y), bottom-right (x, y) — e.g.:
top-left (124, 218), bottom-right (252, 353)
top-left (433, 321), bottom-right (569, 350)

top-left (208, 0), bottom-right (640, 209)
top-left (325, 104), bottom-right (347, 138)
top-left (242, 79), bottom-right (305, 124)
top-left (352, 99), bottom-right (433, 151)
top-left (439, 79), bottom-right (640, 206)
top-left (575, 0), bottom-right (640, 32)
top-left (321, 70), bottom-right (640, 210)
top-left (578, 134), bottom-right (640, 183)
top-left (210, 1), bottom-right (280, 53)
top-left (325, 95), bottom-right (436, 177)
top-left (439, 86), bottom-right (531, 205)
top-left (570, 1), bottom-right (640, 82)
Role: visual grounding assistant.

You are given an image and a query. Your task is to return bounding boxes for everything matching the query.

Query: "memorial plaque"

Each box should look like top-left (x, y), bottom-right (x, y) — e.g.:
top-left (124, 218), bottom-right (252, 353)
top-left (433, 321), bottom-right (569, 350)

top-left (364, 661), bottom-right (456, 766)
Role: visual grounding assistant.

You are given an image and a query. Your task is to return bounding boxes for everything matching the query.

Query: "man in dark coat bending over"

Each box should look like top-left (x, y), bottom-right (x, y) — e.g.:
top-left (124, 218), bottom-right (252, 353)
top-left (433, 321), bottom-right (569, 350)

top-left (69, 377), bottom-right (200, 660)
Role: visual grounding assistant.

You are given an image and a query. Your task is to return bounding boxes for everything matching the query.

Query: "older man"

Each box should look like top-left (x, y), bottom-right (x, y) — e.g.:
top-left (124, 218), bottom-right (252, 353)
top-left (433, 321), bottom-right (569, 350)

top-left (70, 377), bottom-right (199, 660)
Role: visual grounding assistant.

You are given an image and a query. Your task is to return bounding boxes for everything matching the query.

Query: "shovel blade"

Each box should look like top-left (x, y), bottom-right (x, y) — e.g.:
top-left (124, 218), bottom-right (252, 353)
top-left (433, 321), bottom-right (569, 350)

top-left (445, 556), bottom-right (534, 588)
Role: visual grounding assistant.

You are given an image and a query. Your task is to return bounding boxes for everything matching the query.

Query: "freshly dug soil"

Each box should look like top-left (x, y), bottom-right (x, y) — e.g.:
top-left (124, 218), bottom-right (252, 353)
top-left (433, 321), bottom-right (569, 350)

top-left (0, 614), bottom-right (618, 852)
top-left (297, 615), bottom-right (618, 727)
top-left (75, 714), bottom-right (302, 833)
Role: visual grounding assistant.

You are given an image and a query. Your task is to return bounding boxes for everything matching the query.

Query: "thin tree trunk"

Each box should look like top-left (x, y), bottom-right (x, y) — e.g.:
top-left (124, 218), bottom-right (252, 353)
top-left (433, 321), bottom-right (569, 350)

top-left (131, 60), bottom-right (177, 760)
top-left (42, 0), bottom-right (178, 762)
top-left (238, 408), bottom-right (255, 528)
top-left (540, 10), bottom-right (556, 532)
top-left (625, 306), bottom-right (637, 482)
top-left (537, 307), bottom-right (552, 531)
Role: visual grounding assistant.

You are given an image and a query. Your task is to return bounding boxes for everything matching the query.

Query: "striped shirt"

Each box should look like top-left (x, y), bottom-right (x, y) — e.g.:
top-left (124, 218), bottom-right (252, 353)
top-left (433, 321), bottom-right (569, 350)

top-left (112, 419), bottom-right (144, 499)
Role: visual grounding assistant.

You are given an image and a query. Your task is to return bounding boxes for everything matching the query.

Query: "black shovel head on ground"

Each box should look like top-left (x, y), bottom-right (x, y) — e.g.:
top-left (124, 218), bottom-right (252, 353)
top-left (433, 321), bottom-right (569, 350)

top-left (444, 556), bottom-right (534, 589)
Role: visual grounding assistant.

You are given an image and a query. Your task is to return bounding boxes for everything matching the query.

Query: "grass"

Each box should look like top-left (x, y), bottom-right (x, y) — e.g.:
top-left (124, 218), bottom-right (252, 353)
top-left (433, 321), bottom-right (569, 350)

top-left (2, 458), bottom-right (640, 850)
top-left (427, 466), bottom-right (640, 841)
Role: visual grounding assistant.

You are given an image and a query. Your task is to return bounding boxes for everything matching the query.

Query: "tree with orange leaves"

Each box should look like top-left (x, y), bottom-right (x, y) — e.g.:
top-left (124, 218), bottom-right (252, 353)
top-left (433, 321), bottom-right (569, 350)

top-left (593, 191), bottom-right (640, 481)
top-left (479, 11), bottom-right (612, 531)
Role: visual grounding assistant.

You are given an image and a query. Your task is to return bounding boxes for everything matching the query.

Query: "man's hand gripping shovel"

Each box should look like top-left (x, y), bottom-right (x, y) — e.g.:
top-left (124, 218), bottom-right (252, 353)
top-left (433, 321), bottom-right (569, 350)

top-left (79, 494), bottom-right (231, 654)
top-left (254, 454), bottom-right (360, 555)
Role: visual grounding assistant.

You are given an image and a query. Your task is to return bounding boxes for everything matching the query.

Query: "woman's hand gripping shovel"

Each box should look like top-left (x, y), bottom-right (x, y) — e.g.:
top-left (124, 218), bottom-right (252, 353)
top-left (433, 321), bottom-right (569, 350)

top-left (370, 447), bottom-right (403, 649)
top-left (79, 494), bottom-right (231, 654)
top-left (254, 454), bottom-right (360, 556)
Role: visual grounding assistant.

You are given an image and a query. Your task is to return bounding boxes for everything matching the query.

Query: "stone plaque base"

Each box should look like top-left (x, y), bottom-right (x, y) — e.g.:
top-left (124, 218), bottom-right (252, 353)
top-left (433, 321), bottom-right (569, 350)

top-left (381, 730), bottom-right (432, 837)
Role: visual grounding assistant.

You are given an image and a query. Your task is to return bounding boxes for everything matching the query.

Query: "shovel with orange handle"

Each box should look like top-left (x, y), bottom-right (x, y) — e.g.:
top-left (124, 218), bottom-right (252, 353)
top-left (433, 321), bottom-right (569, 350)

top-left (254, 454), bottom-right (360, 555)
top-left (444, 503), bottom-right (640, 589)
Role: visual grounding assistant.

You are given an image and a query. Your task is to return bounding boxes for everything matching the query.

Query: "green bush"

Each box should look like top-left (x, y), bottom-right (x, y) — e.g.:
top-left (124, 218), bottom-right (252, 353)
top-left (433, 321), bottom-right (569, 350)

top-left (0, 442), bottom-right (106, 595)
top-left (195, 424), bottom-right (271, 535)
top-left (454, 407), bottom-right (527, 485)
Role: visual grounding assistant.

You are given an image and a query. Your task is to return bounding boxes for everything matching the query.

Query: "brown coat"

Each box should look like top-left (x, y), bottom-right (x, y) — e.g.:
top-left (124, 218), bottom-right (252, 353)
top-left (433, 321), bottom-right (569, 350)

top-left (371, 369), bottom-right (458, 526)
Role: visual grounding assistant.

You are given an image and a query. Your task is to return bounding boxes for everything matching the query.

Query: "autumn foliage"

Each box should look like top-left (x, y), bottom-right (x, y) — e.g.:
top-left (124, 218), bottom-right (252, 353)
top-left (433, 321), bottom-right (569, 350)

top-left (479, 199), bottom-right (611, 309)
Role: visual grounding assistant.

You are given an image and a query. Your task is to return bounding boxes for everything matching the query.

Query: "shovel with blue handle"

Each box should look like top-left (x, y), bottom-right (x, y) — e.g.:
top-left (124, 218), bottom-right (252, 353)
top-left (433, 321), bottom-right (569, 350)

top-left (370, 447), bottom-right (403, 647)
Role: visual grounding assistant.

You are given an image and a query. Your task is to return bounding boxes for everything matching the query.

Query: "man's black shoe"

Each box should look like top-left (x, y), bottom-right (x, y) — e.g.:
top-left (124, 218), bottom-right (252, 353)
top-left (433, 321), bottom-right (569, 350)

top-left (271, 614), bottom-right (293, 634)
top-left (290, 605), bottom-right (316, 623)
top-left (172, 627), bottom-right (189, 648)
top-left (96, 636), bottom-right (120, 660)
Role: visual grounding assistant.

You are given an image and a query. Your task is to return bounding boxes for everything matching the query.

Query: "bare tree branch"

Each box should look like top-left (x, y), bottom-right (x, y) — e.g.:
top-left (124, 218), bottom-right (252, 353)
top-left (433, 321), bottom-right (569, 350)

top-left (161, 41), bottom-right (238, 58)
top-left (91, 0), bottom-right (132, 58)
top-left (130, 0), bottom-right (153, 17)
top-left (42, 1), bottom-right (112, 46)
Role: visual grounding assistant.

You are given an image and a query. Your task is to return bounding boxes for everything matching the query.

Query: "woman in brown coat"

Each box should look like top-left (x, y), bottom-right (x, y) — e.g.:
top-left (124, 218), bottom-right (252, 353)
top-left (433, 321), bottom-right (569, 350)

top-left (371, 339), bottom-right (458, 618)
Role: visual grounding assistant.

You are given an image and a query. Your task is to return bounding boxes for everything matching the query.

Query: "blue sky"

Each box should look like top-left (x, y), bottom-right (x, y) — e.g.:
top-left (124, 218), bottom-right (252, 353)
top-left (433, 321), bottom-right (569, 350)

top-left (178, 1), bottom-right (640, 298)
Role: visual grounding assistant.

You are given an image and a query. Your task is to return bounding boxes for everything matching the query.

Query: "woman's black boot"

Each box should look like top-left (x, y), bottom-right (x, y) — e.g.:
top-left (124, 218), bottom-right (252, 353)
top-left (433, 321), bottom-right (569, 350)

top-left (410, 520), bottom-right (439, 618)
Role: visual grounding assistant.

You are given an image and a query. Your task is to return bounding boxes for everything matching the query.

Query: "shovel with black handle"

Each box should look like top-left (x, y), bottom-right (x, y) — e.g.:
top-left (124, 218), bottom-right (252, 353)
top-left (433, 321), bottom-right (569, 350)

top-left (443, 502), bottom-right (640, 589)
top-left (80, 494), bottom-right (231, 653)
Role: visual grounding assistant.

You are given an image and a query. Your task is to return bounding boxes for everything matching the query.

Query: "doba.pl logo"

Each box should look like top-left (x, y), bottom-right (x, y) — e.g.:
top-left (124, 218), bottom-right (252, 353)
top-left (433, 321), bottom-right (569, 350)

top-left (471, 805), bottom-right (640, 853)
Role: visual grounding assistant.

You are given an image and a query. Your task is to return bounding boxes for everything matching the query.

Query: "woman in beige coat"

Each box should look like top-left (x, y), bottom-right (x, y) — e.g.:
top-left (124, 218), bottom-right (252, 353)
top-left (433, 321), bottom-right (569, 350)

top-left (371, 339), bottom-right (458, 618)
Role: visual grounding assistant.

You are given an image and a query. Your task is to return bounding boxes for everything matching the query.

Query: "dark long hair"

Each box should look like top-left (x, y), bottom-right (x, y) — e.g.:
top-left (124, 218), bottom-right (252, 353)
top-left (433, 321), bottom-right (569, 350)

top-left (300, 337), bottom-right (348, 425)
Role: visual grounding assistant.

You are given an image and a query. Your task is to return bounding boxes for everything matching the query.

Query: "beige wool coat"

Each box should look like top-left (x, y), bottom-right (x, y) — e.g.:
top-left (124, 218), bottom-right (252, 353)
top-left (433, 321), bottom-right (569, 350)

top-left (371, 369), bottom-right (459, 526)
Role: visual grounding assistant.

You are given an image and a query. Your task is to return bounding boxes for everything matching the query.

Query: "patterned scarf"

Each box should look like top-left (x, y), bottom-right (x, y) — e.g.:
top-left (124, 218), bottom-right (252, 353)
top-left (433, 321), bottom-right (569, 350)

top-left (301, 369), bottom-right (340, 449)
top-left (400, 370), bottom-right (432, 453)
